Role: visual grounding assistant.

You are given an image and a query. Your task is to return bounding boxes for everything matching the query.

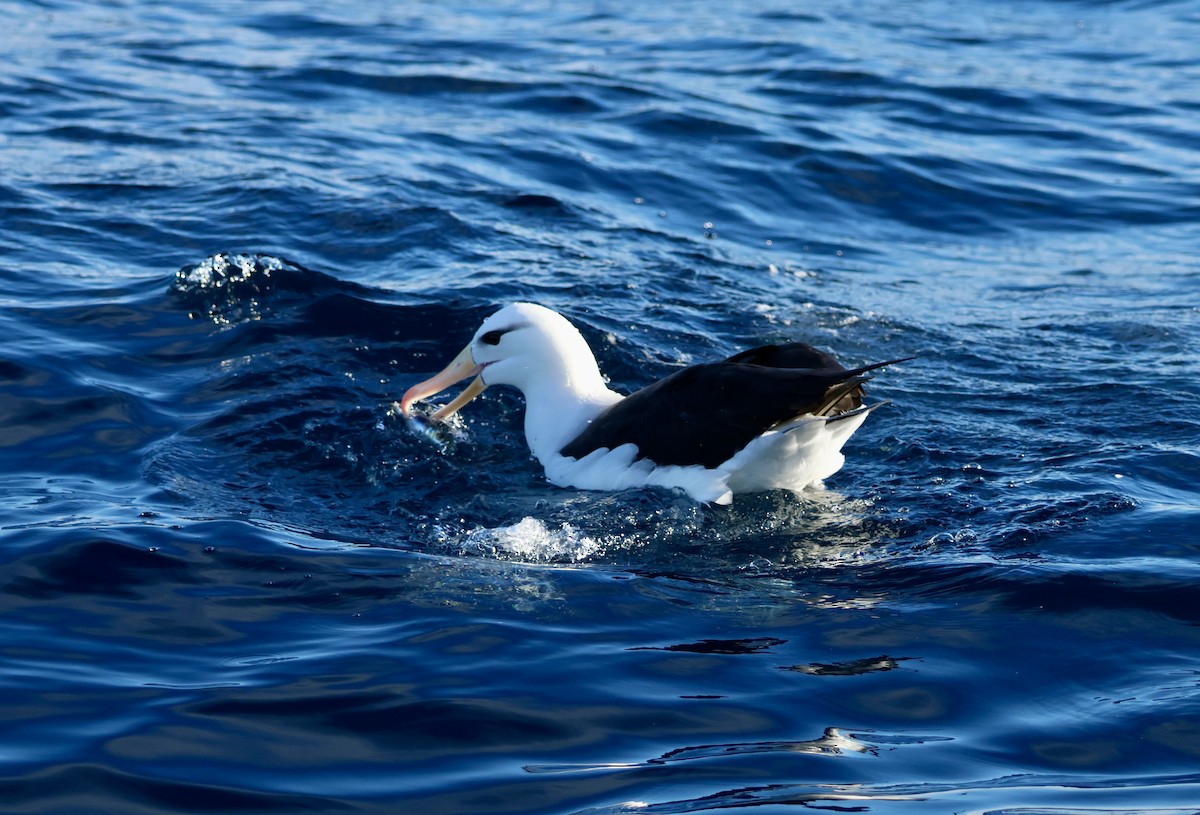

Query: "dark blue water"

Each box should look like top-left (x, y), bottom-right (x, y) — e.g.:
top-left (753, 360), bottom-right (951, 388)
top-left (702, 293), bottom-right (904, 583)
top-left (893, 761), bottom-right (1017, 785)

top-left (3, 1), bottom-right (1199, 812)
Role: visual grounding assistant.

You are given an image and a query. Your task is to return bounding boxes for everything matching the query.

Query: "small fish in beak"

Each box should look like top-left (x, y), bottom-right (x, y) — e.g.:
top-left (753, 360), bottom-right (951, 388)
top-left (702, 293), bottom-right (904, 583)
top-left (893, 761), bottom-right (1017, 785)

top-left (399, 344), bottom-right (489, 421)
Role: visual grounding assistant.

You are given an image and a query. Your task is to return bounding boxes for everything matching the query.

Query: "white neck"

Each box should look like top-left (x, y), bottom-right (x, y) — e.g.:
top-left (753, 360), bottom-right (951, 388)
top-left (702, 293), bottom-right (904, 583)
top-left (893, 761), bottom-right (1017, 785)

top-left (473, 302), bottom-right (623, 463)
top-left (519, 363), bottom-right (621, 464)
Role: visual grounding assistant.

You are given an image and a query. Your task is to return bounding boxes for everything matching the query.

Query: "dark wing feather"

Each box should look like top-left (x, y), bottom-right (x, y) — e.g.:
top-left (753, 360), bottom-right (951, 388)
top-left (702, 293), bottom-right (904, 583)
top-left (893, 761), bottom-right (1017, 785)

top-left (560, 347), bottom-right (909, 469)
top-left (725, 343), bottom-right (863, 412)
top-left (723, 342), bottom-right (844, 371)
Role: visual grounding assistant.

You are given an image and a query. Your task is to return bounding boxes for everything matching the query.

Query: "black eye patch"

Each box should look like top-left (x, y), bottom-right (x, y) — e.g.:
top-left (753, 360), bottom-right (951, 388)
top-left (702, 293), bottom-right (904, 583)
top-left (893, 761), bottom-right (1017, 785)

top-left (479, 328), bottom-right (509, 346)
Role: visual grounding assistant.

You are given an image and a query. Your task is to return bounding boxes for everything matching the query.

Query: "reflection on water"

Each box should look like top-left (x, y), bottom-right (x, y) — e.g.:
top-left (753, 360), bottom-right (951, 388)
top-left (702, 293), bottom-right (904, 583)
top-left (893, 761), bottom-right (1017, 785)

top-left (526, 726), bottom-right (903, 774)
top-left (567, 772), bottom-right (1200, 815)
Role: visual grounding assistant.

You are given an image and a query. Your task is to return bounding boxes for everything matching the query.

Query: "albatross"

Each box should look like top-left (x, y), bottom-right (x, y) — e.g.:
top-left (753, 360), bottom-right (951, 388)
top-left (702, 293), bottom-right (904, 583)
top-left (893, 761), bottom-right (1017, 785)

top-left (400, 303), bottom-right (907, 505)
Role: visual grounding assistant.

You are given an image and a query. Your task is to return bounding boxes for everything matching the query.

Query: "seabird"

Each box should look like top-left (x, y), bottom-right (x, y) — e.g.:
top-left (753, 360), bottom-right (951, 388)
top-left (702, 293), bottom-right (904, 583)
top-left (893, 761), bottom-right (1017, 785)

top-left (400, 303), bottom-right (907, 504)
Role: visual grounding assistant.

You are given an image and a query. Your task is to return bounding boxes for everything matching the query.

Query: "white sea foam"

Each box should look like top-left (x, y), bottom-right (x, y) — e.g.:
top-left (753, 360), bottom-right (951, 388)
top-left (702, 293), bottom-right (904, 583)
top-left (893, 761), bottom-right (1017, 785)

top-left (458, 517), bottom-right (603, 563)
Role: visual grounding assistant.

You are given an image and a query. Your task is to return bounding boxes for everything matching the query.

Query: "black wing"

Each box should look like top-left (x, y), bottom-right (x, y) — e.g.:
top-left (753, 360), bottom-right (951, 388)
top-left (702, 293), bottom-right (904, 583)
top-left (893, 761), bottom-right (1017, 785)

top-left (560, 343), bottom-right (908, 469)
top-left (722, 342), bottom-right (844, 371)
top-left (723, 342), bottom-right (864, 414)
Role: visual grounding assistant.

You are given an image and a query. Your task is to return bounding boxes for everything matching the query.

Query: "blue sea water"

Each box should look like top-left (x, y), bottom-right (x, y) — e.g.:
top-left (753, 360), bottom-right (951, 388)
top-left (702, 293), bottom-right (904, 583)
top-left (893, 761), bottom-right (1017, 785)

top-left (2, 0), bottom-right (1200, 812)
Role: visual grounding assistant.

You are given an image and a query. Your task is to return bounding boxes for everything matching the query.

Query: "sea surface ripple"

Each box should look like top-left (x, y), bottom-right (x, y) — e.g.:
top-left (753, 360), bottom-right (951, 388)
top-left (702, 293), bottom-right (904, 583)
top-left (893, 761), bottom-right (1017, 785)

top-left (1, 1), bottom-right (1199, 813)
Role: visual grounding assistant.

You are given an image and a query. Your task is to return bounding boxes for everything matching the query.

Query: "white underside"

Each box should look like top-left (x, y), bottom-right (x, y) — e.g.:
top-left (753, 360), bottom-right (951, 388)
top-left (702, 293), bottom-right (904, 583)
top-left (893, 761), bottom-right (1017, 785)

top-left (542, 411), bottom-right (870, 505)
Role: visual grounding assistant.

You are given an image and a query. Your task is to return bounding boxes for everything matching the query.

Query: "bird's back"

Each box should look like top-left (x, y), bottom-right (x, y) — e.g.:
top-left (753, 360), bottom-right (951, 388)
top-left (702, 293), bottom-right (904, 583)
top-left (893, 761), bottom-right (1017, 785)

top-left (560, 342), bottom-right (884, 469)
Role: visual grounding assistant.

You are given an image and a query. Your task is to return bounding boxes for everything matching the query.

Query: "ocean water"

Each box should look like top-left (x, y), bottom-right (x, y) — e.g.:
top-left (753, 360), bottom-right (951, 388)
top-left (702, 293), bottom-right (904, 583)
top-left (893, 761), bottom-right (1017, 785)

top-left (2, 0), bottom-right (1199, 812)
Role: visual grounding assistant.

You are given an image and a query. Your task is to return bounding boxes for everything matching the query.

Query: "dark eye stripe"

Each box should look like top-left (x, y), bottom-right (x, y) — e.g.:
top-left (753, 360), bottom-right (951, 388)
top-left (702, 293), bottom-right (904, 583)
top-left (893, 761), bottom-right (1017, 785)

top-left (478, 321), bottom-right (529, 347)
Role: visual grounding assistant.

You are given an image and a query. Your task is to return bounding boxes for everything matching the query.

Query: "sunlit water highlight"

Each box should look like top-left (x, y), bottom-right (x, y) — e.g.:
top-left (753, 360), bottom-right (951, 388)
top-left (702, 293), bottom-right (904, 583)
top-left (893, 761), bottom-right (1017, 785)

top-left (1, 1), bottom-right (1198, 813)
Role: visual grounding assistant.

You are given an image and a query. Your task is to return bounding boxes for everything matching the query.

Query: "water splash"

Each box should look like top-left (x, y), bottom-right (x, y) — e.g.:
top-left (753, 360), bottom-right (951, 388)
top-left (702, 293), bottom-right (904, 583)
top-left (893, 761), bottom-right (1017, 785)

top-left (453, 517), bottom-right (606, 564)
top-left (172, 253), bottom-right (286, 325)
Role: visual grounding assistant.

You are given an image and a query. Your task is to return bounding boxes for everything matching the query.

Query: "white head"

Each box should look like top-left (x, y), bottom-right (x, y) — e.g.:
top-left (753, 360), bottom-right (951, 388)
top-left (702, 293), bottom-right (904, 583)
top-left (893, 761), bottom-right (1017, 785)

top-left (400, 303), bottom-right (608, 420)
